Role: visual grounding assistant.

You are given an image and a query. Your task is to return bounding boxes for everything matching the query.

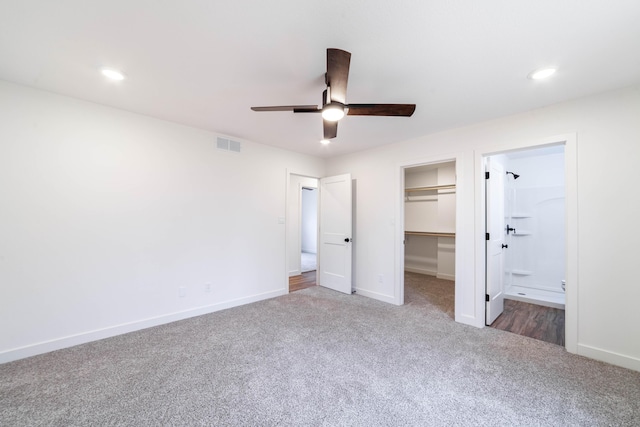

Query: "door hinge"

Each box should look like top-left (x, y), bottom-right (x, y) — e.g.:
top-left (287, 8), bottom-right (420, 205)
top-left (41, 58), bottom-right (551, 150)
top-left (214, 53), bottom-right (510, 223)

top-left (486, 294), bottom-right (490, 302)
top-left (485, 171), bottom-right (490, 179)
top-left (486, 233), bottom-right (490, 240)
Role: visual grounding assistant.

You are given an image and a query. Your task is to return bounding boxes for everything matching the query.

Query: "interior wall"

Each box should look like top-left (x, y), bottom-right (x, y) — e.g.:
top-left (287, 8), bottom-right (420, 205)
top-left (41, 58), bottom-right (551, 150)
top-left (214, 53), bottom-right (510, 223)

top-left (0, 80), bottom-right (325, 363)
top-left (325, 85), bottom-right (640, 371)
top-left (301, 188), bottom-right (318, 253)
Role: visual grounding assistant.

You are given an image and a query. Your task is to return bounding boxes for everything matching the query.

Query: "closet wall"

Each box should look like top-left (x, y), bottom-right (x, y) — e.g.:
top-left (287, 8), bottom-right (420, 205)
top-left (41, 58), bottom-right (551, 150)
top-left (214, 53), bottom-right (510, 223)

top-left (404, 162), bottom-right (456, 280)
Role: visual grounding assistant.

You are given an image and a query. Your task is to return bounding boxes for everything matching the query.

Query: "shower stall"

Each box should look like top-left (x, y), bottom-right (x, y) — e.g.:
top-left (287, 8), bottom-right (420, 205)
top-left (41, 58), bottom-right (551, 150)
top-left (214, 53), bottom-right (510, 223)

top-left (502, 146), bottom-right (566, 309)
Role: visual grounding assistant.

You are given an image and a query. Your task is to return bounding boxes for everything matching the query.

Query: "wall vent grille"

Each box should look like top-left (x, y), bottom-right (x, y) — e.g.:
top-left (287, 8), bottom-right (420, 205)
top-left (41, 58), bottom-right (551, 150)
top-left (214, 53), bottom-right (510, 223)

top-left (217, 137), bottom-right (242, 153)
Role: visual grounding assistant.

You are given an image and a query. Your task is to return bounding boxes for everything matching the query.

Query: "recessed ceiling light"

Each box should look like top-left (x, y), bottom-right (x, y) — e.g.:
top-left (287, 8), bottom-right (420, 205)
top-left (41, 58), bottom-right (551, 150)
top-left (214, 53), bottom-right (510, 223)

top-left (101, 68), bottom-right (125, 81)
top-left (528, 67), bottom-right (557, 80)
top-left (320, 139), bottom-right (331, 145)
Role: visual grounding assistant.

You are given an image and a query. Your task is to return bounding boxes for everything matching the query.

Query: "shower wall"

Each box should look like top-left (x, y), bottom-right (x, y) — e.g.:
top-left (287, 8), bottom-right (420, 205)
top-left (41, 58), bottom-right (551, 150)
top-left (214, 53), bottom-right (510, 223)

top-left (504, 147), bottom-right (565, 308)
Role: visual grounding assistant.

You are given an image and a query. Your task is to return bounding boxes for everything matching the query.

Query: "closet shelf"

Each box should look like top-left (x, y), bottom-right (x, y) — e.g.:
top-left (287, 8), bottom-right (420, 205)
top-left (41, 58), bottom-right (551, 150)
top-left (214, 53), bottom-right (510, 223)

top-left (512, 231), bottom-right (532, 236)
top-left (405, 231), bottom-right (455, 238)
top-left (405, 184), bottom-right (456, 193)
top-left (511, 213), bottom-right (532, 218)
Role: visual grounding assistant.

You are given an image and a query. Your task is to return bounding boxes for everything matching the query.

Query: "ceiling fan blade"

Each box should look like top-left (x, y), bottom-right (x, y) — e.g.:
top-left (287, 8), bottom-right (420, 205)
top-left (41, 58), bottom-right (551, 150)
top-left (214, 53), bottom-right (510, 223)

top-left (323, 120), bottom-right (338, 139)
top-left (326, 49), bottom-right (351, 104)
top-left (346, 104), bottom-right (416, 117)
top-left (293, 107), bottom-right (321, 113)
top-left (251, 105), bottom-right (318, 112)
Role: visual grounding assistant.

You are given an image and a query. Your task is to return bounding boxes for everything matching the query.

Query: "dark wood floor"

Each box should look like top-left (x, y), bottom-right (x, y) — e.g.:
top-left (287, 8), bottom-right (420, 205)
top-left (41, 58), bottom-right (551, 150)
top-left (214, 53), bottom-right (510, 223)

top-left (289, 271), bottom-right (316, 292)
top-left (405, 271), bottom-right (565, 346)
top-left (490, 299), bottom-right (565, 346)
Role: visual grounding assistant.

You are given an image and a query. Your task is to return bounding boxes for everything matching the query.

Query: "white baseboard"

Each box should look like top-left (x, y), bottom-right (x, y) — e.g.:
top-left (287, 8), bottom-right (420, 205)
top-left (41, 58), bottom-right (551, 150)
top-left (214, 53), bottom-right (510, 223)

top-left (456, 313), bottom-right (484, 328)
top-left (288, 269), bottom-right (301, 277)
top-left (577, 344), bottom-right (640, 372)
top-left (404, 267), bottom-right (437, 276)
top-left (354, 287), bottom-right (396, 305)
top-left (436, 273), bottom-right (455, 281)
top-left (0, 288), bottom-right (286, 364)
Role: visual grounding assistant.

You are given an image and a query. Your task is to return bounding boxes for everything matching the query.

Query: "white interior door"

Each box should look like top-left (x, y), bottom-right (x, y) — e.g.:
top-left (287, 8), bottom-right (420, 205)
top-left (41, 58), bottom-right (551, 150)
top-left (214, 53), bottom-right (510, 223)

top-left (486, 158), bottom-right (505, 325)
top-left (319, 173), bottom-right (352, 294)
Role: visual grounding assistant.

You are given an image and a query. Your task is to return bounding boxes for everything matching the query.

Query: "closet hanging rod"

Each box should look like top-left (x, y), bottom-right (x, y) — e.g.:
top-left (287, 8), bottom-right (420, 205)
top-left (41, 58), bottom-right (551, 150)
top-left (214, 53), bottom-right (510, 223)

top-left (405, 184), bottom-right (456, 192)
top-left (404, 231), bottom-right (455, 238)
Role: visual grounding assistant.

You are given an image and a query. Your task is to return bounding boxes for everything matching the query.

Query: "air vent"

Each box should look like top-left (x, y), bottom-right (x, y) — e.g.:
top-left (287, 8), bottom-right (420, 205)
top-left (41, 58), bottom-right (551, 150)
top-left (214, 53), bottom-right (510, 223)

top-left (217, 137), bottom-right (242, 153)
top-left (229, 139), bottom-right (241, 152)
top-left (216, 137), bottom-right (229, 150)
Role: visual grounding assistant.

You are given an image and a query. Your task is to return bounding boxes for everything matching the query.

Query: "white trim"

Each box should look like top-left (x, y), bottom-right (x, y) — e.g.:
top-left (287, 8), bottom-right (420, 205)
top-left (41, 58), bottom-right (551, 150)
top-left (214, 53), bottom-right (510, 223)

top-left (0, 288), bottom-right (286, 364)
top-left (404, 267), bottom-right (437, 276)
top-left (396, 153), bottom-right (468, 322)
top-left (474, 133), bottom-right (578, 353)
top-left (296, 182), bottom-right (303, 273)
top-left (577, 344), bottom-right (640, 372)
top-left (354, 287), bottom-right (396, 305)
top-left (436, 273), bottom-right (455, 281)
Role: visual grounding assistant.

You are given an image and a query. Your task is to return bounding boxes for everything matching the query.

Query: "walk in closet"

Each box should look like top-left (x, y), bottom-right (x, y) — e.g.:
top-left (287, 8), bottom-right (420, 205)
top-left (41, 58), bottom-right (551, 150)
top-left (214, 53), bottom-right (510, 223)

top-left (404, 162), bottom-right (456, 280)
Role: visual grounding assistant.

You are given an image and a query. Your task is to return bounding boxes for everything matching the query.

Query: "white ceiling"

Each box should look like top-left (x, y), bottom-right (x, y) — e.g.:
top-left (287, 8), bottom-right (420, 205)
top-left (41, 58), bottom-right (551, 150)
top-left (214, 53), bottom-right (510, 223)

top-left (1, 1), bottom-right (639, 158)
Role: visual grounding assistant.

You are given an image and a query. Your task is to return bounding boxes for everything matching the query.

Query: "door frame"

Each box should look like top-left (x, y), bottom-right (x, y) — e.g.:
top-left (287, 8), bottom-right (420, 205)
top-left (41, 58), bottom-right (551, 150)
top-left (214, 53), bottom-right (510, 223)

top-left (286, 171), bottom-right (321, 291)
top-left (395, 152), bottom-right (464, 308)
top-left (474, 133), bottom-right (578, 353)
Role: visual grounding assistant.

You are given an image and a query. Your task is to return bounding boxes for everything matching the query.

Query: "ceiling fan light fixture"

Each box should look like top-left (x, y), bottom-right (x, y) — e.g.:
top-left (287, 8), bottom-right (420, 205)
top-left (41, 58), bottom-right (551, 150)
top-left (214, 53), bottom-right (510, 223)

top-left (528, 67), bottom-right (557, 80)
top-left (321, 103), bottom-right (345, 122)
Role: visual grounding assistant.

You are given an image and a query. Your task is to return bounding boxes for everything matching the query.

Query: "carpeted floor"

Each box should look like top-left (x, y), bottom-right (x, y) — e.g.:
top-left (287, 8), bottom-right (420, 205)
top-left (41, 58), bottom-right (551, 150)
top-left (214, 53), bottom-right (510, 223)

top-left (1, 274), bottom-right (639, 426)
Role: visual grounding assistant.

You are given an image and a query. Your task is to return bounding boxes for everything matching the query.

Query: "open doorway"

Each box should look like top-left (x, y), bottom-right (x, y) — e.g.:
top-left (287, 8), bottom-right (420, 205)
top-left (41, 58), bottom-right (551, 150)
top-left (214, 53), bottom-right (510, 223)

top-left (403, 161), bottom-right (456, 318)
top-left (287, 172), bottom-right (354, 295)
top-left (288, 175), bottom-right (318, 292)
top-left (300, 187), bottom-right (318, 274)
top-left (485, 145), bottom-right (567, 346)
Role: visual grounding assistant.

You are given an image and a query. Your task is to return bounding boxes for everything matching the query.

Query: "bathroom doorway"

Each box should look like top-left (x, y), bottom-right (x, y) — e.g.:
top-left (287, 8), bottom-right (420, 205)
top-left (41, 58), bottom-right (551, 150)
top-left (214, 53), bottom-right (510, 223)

top-left (485, 145), bottom-right (566, 345)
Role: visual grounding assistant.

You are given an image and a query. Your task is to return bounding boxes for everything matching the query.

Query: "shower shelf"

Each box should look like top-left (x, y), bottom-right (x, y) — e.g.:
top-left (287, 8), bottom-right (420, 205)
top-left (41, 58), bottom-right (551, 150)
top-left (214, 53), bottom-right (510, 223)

top-left (511, 269), bottom-right (533, 276)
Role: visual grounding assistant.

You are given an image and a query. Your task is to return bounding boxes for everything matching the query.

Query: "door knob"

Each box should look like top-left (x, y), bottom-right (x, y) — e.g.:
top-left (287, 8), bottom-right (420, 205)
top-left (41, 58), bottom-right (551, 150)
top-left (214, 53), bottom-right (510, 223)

top-left (502, 244), bottom-right (508, 249)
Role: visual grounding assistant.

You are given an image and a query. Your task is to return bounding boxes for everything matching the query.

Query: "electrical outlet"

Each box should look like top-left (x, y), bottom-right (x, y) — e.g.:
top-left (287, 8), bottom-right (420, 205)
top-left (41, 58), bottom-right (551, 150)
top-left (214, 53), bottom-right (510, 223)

top-left (204, 283), bottom-right (211, 293)
top-left (178, 286), bottom-right (186, 298)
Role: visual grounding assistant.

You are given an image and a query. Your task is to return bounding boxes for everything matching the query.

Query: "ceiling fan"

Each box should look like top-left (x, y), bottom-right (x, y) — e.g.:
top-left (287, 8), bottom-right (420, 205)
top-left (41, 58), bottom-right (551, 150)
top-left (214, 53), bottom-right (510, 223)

top-left (251, 48), bottom-right (416, 140)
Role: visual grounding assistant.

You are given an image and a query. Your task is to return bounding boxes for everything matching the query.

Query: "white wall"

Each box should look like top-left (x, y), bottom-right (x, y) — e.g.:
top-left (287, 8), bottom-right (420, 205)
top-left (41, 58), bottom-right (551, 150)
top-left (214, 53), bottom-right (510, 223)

top-left (0, 80), bottom-right (324, 362)
top-left (3, 79), bottom-right (639, 372)
top-left (301, 188), bottom-right (318, 253)
top-left (326, 85), bottom-right (640, 371)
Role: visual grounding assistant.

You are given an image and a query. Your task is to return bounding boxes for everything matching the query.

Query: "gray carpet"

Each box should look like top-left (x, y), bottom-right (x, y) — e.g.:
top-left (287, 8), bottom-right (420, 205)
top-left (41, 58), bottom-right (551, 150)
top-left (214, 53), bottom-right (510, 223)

top-left (1, 275), bottom-right (639, 426)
